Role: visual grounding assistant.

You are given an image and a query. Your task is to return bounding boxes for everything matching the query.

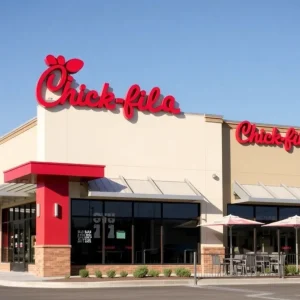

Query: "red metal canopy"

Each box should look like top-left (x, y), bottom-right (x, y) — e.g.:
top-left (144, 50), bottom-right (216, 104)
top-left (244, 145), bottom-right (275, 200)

top-left (4, 161), bottom-right (105, 183)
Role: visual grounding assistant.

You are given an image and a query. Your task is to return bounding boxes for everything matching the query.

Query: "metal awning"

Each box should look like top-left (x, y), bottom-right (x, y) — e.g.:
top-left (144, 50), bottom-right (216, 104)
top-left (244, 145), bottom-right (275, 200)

top-left (88, 177), bottom-right (205, 202)
top-left (0, 183), bottom-right (36, 197)
top-left (233, 181), bottom-right (300, 204)
top-left (0, 183), bottom-right (36, 206)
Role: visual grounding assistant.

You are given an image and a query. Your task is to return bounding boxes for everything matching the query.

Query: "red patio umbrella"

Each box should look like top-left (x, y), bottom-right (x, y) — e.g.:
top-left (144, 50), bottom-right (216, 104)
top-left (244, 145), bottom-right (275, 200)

top-left (263, 215), bottom-right (300, 271)
top-left (199, 214), bottom-right (264, 275)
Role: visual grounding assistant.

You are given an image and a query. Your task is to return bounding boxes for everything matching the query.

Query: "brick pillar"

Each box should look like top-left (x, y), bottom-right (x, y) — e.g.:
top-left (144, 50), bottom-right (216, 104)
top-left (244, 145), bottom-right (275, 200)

top-left (201, 246), bottom-right (225, 275)
top-left (35, 175), bottom-right (71, 277)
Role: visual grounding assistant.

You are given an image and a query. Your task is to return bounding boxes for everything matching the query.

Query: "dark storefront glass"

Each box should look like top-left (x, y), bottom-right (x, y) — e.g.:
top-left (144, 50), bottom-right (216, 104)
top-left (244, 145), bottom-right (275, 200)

top-left (1, 203), bottom-right (36, 264)
top-left (255, 206), bottom-right (277, 222)
top-left (163, 219), bottom-right (199, 264)
top-left (71, 199), bottom-right (200, 265)
top-left (227, 204), bottom-right (300, 254)
top-left (134, 202), bottom-right (161, 218)
top-left (105, 218), bottom-right (132, 264)
top-left (134, 219), bottom-right (161, 264)
top-left (279, 207), bottom-right (300, 220)
top-left (227, 205), bottom-right (254, 219)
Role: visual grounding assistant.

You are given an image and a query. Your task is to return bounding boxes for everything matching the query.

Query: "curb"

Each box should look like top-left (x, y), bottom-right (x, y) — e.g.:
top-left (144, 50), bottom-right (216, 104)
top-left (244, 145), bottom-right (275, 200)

top-left (0, 279), bottom-right (193, 289)
top-left (1, 278), bottom-right (300, 289)
top-left (197, 277), bottom-right (300, 286)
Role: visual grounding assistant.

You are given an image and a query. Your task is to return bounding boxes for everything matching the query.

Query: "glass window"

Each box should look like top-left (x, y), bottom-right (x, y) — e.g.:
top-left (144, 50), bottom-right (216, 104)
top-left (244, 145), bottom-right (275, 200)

top-left (25, 204), bottom-right (31, 219)
top-left (279, 207), bottom-right (300, 220)
top-left (20, 205), bottom-right (25, 220)
top-left (30, 203), bottom-right (36, 219)
top-left (9, 208), bottom-right (14, 221)
top-left (105, 201), bottom-right (132, 218)
top-left (2, 209), bottom-right (8, 223)
top-left (134, 202), bottom-right (161, 218)
top-left (227, 205), bottom-right (254, 219)
top-left (105, 218), bottom-right (132, 264)
top-left (72, 200), bottom-right (89, 216)
top-left (163, 219), bottom-right (199, 264)
top-left (71, 217), bottom-right (99, 264)
top-left (14, 207), bottom-right (20, 220)
top-left (90, 201), bottom-right (103, 215)
top-left (134, 219), bottom-right (161, 264)
top-left (255, 206), bottom-right (277, 222)
top-left (163, 203), bottom-right (199, 219)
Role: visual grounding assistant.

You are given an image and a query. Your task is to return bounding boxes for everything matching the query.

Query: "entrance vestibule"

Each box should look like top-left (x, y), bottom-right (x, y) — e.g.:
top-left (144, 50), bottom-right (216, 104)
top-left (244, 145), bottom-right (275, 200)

top-left (1, 203), bottom-right (36, 272)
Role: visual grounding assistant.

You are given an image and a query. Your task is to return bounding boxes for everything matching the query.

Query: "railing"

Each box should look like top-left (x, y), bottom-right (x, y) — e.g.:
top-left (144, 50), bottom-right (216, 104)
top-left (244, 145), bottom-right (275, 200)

top-left (194, 252), bottom-right (293, 278)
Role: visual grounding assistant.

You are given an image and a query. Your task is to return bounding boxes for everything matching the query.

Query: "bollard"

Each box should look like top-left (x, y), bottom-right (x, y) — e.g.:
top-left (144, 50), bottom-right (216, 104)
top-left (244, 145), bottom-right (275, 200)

top-left (194, 251), bottom-right (197, 285)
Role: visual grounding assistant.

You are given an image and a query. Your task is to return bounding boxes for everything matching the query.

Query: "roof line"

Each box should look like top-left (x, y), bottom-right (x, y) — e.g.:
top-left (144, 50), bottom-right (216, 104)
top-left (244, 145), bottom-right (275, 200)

top-left (0, 117), bottom-right (37, 145)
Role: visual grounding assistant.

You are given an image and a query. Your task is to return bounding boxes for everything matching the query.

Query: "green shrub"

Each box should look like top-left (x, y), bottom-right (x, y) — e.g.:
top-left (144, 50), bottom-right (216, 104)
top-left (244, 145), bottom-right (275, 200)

top-left (163, 268), bottom-right (172, 277)
top-left (133, 266), bottom-right (148, 278)
top-left (175, 268), bottom-right (191, 277)
top-left (79, 269), bottom-right (89, 278)
top-left (148, 269), bottom-right (160, 277)
top-left (120, 271), bottom-right (128, 277)
top-left (106, 269), bottom-right (116, 278)
top-left (95, 270), bottom-right (102, 278)
top-left (285, 265), bottom-right (297, 276)
top-left (265, 268), bottom-right (271, 274)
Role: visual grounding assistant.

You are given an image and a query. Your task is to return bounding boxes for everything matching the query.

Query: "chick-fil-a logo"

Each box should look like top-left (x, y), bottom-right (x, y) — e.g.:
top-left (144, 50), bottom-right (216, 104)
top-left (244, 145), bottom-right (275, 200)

top-left (236, 120), bottom-right (300, 152)
top-left (36, 54), bottom-right (181, 120)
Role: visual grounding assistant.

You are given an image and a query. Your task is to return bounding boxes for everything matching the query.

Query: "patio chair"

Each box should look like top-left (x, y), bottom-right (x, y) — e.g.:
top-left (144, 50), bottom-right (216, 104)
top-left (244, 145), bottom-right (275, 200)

top-left (242, 253), bottom-right (256, 275)
top-left (256, 252), bottom-right (270, 274)
top-left (211, 254), bottom-right (229, 276)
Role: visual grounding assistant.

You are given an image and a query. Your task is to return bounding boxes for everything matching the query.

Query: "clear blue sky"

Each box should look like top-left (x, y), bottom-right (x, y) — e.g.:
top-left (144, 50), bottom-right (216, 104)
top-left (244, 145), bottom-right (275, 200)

top-left (1, 0), bottom-right (300, 136)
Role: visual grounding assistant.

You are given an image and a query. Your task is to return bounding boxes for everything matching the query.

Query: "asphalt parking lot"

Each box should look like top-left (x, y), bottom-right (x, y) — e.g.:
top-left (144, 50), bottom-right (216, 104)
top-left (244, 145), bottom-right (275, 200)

top-left (0, 285), bottom-right (298, 300)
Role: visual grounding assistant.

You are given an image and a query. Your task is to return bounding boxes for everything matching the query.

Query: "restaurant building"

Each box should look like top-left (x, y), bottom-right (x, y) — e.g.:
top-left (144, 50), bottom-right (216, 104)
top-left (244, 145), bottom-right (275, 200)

top-left (0, 54), bottom-right (224, 277)
top-left (0, 54), bottom-right (299, 277)
top-left (224, 120), bottom-right (300, 255)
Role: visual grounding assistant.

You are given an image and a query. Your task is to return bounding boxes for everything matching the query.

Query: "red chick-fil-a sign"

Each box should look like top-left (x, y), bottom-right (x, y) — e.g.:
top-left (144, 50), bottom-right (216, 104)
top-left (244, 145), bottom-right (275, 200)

top-left (236, 120), bottom-right (300, 152)
top-left (36, 54), bottom-right (181, 120)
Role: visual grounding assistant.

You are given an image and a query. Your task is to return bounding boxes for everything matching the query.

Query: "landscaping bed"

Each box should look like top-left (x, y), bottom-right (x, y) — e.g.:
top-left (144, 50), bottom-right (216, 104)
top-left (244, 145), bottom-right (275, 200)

top-left (48, 276), bottom-right (191, 282)
top-left (52, 266), bottom-right (193, 282)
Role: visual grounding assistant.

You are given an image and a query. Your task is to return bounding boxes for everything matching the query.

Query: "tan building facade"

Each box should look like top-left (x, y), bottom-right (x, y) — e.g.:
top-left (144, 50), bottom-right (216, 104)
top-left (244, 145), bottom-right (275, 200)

top-left (0, 53), bottom-right (299, 277)
top-left (223, 119), bottom-right (300, 254)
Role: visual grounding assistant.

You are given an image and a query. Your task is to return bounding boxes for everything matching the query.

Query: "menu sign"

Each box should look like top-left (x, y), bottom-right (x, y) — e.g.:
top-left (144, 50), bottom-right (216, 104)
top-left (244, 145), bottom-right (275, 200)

top-left (77, 230), bottom-right (92, 244)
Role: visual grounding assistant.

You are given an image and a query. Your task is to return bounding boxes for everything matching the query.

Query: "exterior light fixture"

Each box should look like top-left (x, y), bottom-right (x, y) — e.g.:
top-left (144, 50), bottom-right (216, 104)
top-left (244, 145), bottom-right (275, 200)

top-left (37, 203), bottom-right (40, 217)
top-left (54, 203), bottom-right (59, 217)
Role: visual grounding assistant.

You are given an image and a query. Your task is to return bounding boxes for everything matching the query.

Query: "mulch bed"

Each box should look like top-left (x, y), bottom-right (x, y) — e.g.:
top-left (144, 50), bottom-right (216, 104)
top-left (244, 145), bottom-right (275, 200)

top-left (48, 277), bottom-right (191, 282)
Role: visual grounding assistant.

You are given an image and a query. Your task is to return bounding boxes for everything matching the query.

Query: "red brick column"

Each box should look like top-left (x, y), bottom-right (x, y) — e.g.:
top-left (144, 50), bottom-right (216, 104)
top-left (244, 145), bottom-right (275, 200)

top-left (35, 175), bottom-right (71, 277)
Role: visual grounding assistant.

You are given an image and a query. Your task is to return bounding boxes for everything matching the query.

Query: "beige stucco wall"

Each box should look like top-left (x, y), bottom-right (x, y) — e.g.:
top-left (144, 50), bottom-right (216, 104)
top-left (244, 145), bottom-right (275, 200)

top-left (36, 105), bottom-right (224, 247)
top-left (0, 122), bottom-right (37, 183)
top-left (223, 121), bottom-right (300, 210)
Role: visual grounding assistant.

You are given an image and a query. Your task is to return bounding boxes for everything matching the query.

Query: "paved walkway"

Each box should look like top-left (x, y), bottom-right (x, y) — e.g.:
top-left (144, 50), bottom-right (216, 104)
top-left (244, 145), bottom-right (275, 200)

top-left (1, 272), bottom-right (300, 288)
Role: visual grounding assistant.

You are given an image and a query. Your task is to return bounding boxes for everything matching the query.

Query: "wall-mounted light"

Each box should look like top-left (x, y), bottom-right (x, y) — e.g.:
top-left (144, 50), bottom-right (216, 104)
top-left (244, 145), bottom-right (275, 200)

top-left (54, 203), bottom-right (59, 217)
top-left (212, 173), bottom-right (220, 181)
top-left (37, 203), bottom-right (40, 217)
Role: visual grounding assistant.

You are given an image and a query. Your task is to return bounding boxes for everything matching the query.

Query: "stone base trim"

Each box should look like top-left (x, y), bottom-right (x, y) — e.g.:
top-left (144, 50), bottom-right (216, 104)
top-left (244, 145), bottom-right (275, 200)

top-left (35, 246), bottom-right (71, 277)
top-left (0, 263), bottom-right (11, 271)
top-left (72, 264), bottom-right (202, 276)
top-left (28, 264), bottom-right (36, 274)
top-left (201, 246), bottom-right (225, 274)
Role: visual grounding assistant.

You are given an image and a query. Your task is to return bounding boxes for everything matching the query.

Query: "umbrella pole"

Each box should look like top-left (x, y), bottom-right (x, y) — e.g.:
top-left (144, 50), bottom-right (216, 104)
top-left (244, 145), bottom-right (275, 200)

top-left (296, 227), bottom-right (298, 272)
top-left (230, 226), bottom-right (233, 276)
top-left (277, 228), bottom-right (281, 277)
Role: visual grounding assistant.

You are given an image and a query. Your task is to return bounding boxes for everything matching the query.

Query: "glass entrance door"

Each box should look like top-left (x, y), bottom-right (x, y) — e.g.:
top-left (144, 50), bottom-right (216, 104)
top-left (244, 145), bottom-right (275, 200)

top-left (11, 221), bottom-right (28, 271)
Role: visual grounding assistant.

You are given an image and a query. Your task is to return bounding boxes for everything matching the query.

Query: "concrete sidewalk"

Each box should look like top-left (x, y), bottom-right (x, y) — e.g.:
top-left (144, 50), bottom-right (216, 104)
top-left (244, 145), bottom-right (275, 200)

top-left (0, 272), bottom-right (300, 288)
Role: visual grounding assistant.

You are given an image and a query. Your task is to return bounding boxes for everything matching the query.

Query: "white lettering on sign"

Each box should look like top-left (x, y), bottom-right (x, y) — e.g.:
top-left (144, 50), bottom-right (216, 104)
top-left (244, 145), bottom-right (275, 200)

top-left (77, 230), bottom-right (92, 243)
top-left (92, 212), bottom-right (116, 239)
